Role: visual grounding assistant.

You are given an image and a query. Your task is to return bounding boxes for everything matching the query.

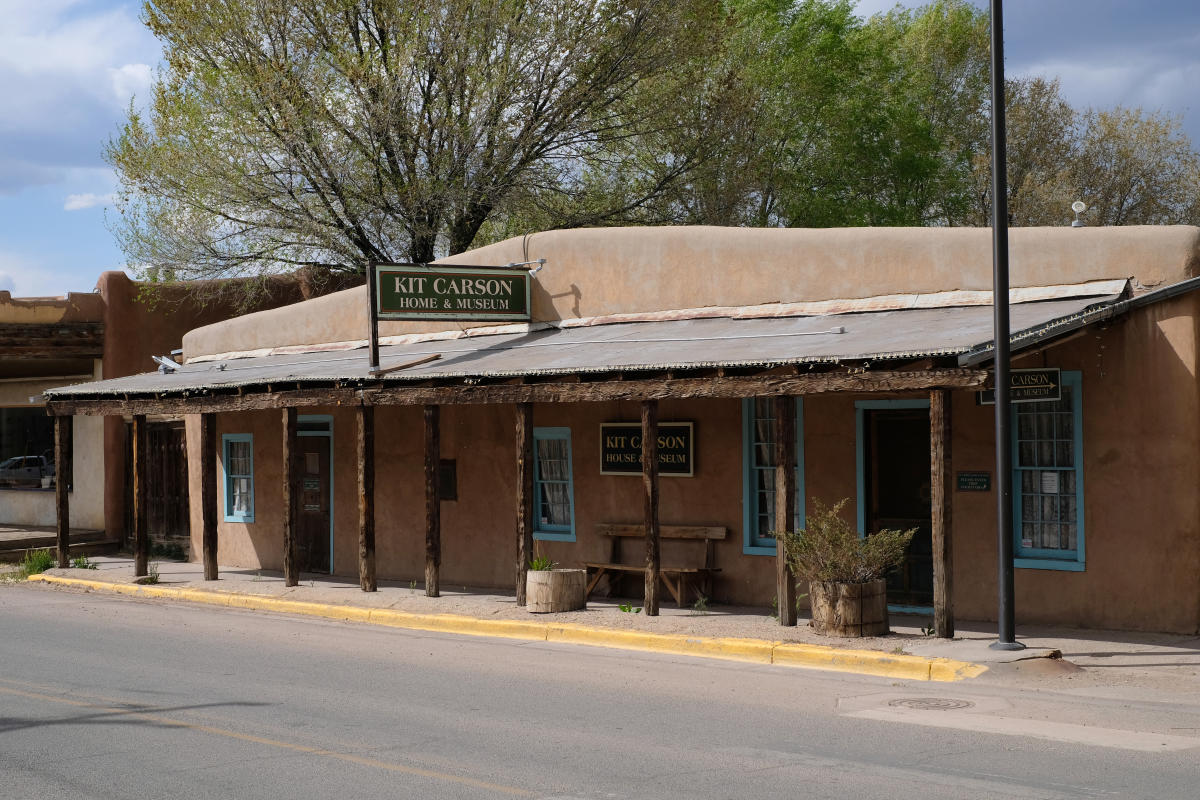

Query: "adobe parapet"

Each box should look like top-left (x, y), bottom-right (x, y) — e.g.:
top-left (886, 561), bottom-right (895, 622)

top-left (182, 225), bottom-right (1200, 361)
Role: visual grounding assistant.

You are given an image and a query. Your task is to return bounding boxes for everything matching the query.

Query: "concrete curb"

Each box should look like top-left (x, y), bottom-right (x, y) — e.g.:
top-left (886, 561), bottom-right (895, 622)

top-left (27, 574), bottom-right (987, 682)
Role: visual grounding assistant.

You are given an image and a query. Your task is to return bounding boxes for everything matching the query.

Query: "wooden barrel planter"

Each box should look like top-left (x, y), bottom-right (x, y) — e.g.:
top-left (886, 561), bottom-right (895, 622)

top-left (808, 578), bottom-right (889, 637)
top-left (526, 569), bottom-right (587, 613)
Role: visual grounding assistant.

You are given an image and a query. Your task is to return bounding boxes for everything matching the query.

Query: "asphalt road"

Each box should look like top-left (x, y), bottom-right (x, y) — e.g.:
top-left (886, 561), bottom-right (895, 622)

top-left (2, 583), bottom-right (1198, 799)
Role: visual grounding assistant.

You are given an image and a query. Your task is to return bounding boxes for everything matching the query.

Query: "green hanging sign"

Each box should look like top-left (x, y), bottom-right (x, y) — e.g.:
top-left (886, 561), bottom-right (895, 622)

top-left (375, 264), bottom-right (531, 322)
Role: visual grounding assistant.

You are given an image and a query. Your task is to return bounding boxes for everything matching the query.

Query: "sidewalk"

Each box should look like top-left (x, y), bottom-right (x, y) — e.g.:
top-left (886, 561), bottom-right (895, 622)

top-left (19, 556), bottom-right (1200, 692)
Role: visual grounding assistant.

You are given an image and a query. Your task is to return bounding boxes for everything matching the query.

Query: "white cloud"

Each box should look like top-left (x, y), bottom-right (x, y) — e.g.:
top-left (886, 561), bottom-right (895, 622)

top-left (63, 192), bottom-right (115, 211)
top-left (0, 251), bottom-right (67, 296)
top-left (0, 1), bottom-right (159, 194)
top-left (109, 62), bottom-right (154, 105)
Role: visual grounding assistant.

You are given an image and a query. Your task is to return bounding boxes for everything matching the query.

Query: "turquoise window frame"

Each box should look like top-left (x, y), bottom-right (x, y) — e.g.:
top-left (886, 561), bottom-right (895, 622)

top-left (741, 398), bottom-right (805, 556)
top-left (221, 433), bottom-right (254, 523)
top-left (533, 427), bottom-right (576, 542)
top-left (1013, 371), bottom-right (1085, 571)
top-left (297, 415), bottom-right (335, 574)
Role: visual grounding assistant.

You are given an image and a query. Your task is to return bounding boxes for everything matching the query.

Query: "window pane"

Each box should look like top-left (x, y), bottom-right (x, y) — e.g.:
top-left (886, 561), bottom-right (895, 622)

top-left (232, 477), bottom-right (251, 513)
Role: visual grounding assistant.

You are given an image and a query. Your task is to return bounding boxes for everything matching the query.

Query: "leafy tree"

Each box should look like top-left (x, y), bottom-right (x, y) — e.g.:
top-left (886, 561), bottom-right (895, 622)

top-left (1065, 108), bottom-right (1200, 226)
top-left (109, 0), bottom-right (721, 279)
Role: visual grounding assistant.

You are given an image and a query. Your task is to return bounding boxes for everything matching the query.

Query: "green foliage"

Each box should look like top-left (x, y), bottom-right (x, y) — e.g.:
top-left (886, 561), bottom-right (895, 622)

top-left (21, 549), bottom-right (56, 576)
top-left (529, 553), bottom-right (556, 572)
top-left (780, 497), bottom-right (914, 584)
top-left (691, 594), bottom-right (709, 614)
top-left (529, 541), bottom-right (557, 572)
top-left (110, 0), bottom-right (721, 280)
top-left (107, 0), bottom-right (1200, 287)
top-left (618, 603), bottom-right (642, 614)
top-left (150, 541), bottom-right (187, 561)
top-left (138, 562), bottom-right (161, 585)
top-left (71, 555), bottom-right (99, 570)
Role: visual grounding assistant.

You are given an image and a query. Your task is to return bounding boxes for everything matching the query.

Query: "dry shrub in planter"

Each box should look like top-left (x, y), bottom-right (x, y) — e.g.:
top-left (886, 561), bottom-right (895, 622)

top-left (779, 497), bottom-right (915, 637)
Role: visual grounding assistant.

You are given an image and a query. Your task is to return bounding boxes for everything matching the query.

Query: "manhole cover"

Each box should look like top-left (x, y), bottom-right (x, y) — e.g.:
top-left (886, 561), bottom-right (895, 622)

top-left (888, 697), bottom-right (975, 711)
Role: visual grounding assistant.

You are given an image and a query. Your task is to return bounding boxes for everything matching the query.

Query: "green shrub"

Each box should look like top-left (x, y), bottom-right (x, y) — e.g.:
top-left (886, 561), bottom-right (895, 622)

top-left (779, 497), bottom-right (914, 584)
top-left (150, 541), bottom-right (187, 561)
top-left (71, 555), bottom-right (98, 570)
top-left (529, 553), bottom-right (556, 571)
top-left (21, 548), bottom-right (55, 576)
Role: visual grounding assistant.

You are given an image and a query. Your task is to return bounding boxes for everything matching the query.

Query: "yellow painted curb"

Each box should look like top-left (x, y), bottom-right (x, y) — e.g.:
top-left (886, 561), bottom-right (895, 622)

top-left (547, 624), bottom-right (776, 664)
top-left (27, 574), bottom-right (984, 681)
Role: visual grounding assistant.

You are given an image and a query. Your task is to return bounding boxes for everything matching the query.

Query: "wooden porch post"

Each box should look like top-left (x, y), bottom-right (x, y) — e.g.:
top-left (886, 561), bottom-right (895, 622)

top-left (642, 400), bottom-right (660, 616)
top-left (773, 396), bottom-right (798, 626)
top-left (424, 404), bottom-right (441, 597)
top-left (200, 413), bottom-right (218, 580)
top-left (282, 407), bottom-right (299, 587)
top-left (931, 389), bottom-right (954, 637)
top-left (357, 404), bottom-right (377, 592)
top-left (132, 414), bottom-right (149, 577)
top-left (515, 403), bottom-right (533, 606)
top-left (54, 415), bottom-right (71, 568)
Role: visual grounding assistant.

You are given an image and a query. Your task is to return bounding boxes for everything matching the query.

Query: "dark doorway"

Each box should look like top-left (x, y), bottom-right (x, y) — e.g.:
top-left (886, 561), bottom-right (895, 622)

top-left (296, 434), bottom-right (332, 574)
top-left (147, 423), bottom-right (189, 540)
top-left (123, 421), bottom-right (190, 548)
top-left (862, 407), bottom-right (933, 607)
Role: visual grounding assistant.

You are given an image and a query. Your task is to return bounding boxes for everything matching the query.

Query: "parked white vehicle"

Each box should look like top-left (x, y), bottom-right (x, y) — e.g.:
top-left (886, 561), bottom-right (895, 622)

top-left (0, 455), bottom-right (54, 487)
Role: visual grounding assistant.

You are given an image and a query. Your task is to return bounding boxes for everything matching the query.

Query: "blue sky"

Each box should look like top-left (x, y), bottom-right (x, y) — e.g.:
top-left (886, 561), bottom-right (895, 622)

top-left (2, 0), bottom-right (1198, 297)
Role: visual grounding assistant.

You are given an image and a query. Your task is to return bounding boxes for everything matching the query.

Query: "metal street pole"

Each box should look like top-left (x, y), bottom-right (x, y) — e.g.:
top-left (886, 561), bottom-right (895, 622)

top-left (989, 0), bottom-right (1024, 651)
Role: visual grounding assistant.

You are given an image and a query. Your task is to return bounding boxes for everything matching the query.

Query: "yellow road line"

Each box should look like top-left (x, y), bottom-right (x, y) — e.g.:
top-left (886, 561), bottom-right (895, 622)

top-left (0, 683), bottom-right (534, 797)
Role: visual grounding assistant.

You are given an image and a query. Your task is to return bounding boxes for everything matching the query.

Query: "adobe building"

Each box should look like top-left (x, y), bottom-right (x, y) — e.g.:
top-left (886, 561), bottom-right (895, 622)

top-left (3, 271), bottom-right (356, 553)
top-left (44, 226), bottom-right (1200, 634)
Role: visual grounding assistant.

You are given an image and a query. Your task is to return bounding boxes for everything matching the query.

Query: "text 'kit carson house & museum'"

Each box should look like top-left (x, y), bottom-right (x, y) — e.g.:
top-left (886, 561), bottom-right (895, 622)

top-left (44, 226), bottom-right (1200, 634)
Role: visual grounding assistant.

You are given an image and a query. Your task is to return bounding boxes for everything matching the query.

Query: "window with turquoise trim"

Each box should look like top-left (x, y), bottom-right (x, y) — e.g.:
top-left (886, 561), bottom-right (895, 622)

top-left (533, 427), bottom-right (575, 541)
top-left (222, 434), bottom-right (254, 522)
top-left (1014, 371), bottom-right (1083, 569)
top-left (742, 398), bottom-right (804, 554)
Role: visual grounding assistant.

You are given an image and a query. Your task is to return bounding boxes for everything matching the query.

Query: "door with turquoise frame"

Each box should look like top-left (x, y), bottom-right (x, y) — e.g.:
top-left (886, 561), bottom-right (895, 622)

top-left (857, 400), bottom-right (933, 608)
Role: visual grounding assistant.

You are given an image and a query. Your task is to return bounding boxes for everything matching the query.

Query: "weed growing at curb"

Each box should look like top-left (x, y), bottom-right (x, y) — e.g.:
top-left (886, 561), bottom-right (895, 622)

top-left (71, 555), bottom-right (99, 570)
top-left (618, 603), bottom-right (642, 614)
top-left (691, 594), bottom-right (709, 615)
top-left (137, 562), bottom-right (161, 585)
top-left (20, 548), bottom-right (55, 577)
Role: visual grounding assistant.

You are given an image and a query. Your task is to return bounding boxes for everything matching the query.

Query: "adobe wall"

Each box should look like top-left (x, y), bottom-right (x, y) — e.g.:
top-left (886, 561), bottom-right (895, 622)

top-left (949, 293), bottom-right (1200, 632)
top-left (102, 271), bottom-right (361, 540)
top-left (182, 226), bottom-right (1200, 359)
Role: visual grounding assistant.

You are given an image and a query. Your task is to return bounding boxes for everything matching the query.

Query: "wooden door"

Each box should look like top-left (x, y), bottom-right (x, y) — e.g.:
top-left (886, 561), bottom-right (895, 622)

top-left (864, 409), bottom-right (933, 607)
top-left (147, 423), bottom-right (189, 539)
top-left (297, 436), bottom-right (331, 573)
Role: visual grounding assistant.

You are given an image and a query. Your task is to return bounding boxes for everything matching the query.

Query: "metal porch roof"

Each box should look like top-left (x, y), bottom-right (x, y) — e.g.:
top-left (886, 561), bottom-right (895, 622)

top-left (46, 292), bottom-right (1121, 400)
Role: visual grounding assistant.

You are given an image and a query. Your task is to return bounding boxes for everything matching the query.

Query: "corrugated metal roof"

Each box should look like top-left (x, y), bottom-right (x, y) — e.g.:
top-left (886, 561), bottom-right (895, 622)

top-left (46, 292), bottom-right (1119, 399)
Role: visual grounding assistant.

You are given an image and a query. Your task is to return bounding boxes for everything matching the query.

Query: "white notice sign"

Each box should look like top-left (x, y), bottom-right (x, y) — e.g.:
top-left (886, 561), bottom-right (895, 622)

top-left (1041, 471), bottom-right (1060, 494)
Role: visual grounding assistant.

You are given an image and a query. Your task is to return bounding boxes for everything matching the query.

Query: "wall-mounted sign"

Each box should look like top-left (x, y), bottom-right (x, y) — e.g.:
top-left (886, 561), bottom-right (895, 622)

top-left (375, 264), bottom-right (530, 321)
top-left (976, 368), bottom-right (1061, 405)
top-left (956, 471), bottom-right (991, 492)
top-left (600, 422), bottom-right (694, 477)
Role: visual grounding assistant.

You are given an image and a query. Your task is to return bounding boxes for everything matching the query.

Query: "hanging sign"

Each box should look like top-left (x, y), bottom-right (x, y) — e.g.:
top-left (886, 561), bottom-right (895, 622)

top-left (375, 264), bottom-right (530, 322)
top-left (600, 422), bottom-right (694, 477)
top-left (976, 368), bottom-right (1061, 405)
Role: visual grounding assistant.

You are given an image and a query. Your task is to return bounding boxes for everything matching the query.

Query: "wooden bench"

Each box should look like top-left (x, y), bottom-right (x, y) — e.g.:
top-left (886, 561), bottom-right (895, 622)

top-left (582, 524), bottom-right (727, 607)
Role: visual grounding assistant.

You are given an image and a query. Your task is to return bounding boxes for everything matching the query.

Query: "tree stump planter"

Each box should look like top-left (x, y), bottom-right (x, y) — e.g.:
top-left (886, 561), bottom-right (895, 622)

top-left (526, 568), bottom-right (587, 613)
top-left (808, 578), bottom-right (889, 637)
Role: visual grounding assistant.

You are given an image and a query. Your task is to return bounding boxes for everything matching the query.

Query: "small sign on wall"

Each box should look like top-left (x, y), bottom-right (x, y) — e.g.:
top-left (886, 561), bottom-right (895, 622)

top-left (957, 471), bottom-right (992, 491)
top-left (977, 368), bottom-right (1061, 405)
top-left (600, 422), bottom-right (694, 477)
